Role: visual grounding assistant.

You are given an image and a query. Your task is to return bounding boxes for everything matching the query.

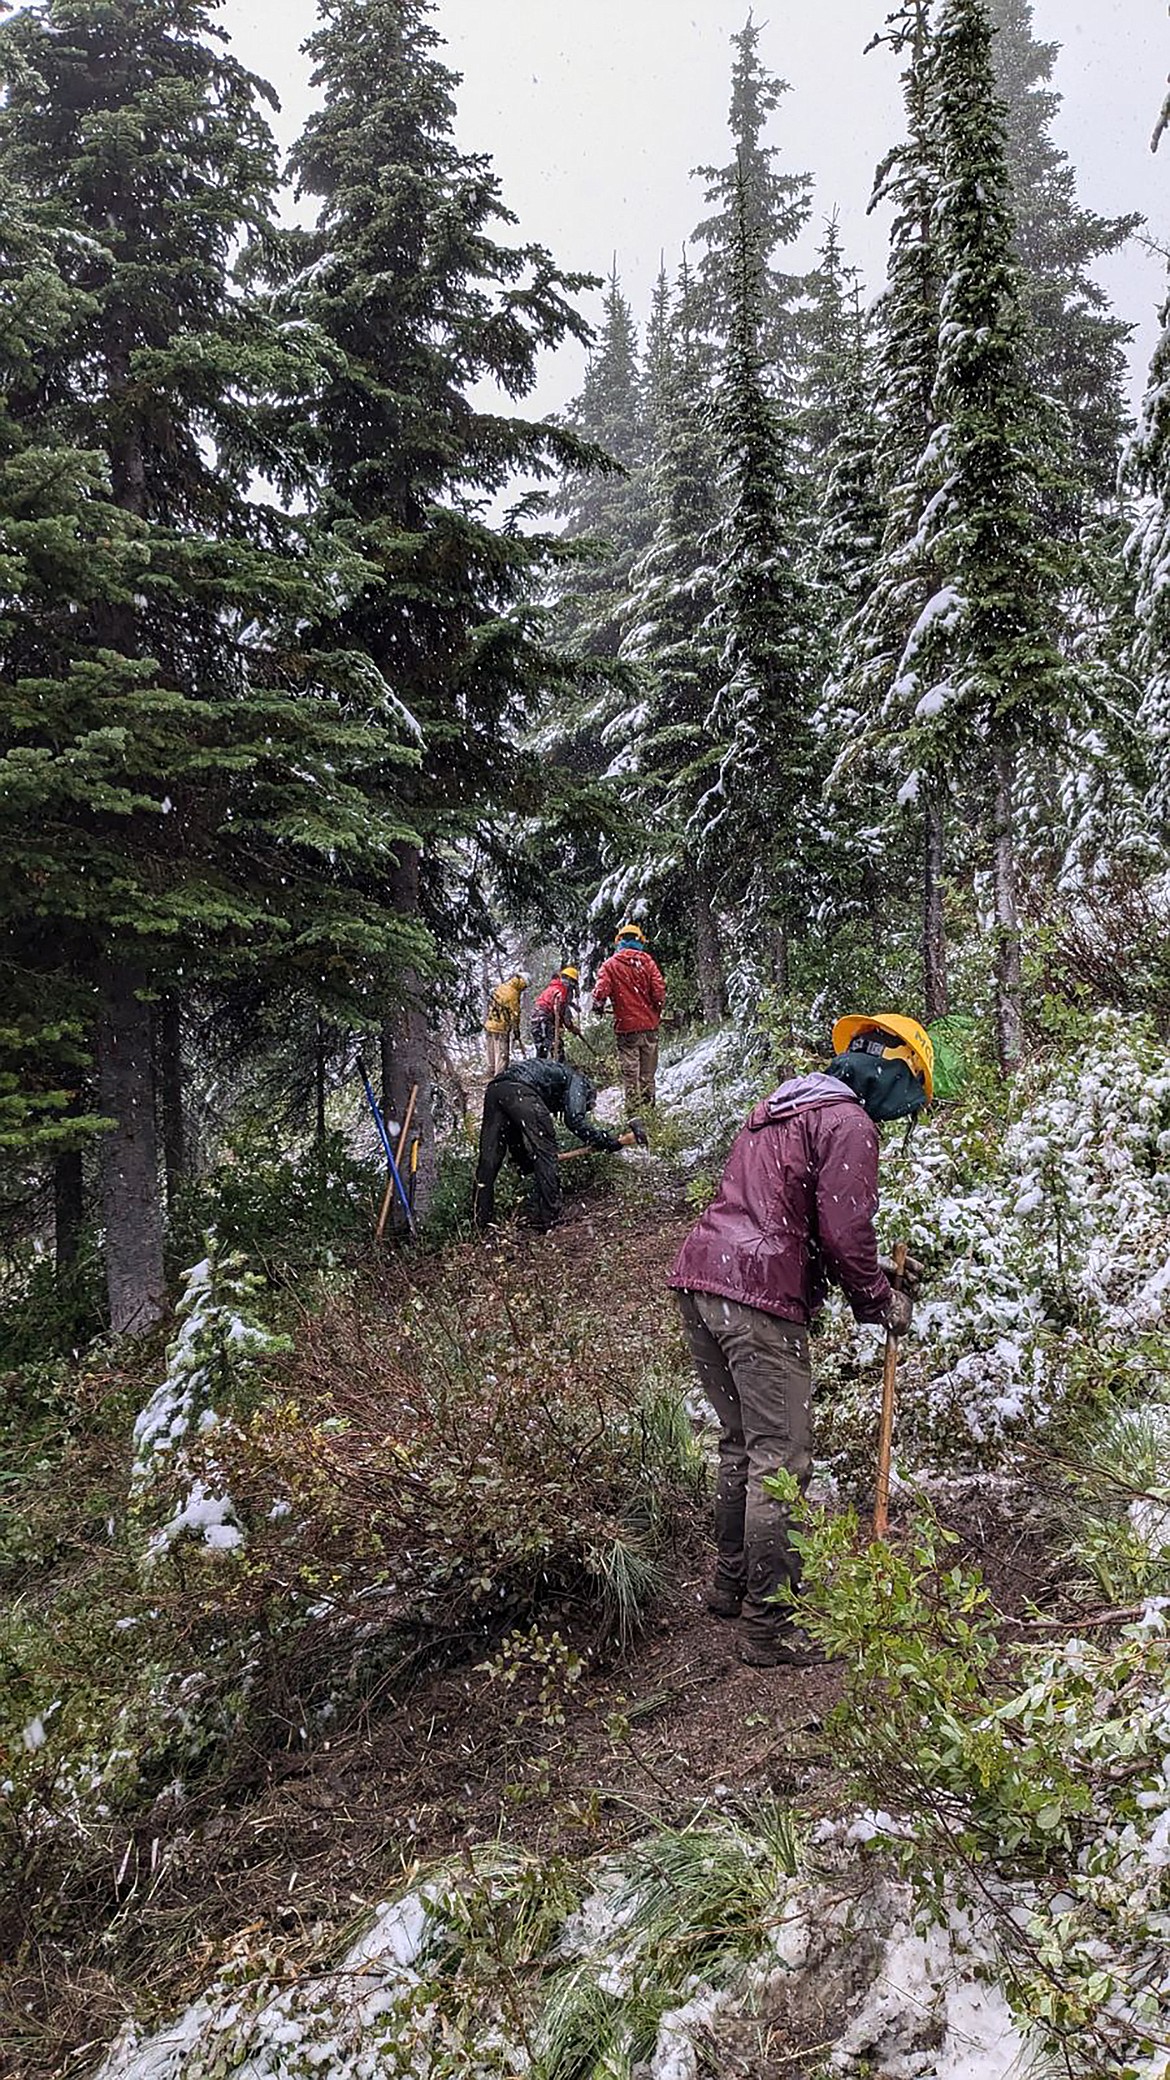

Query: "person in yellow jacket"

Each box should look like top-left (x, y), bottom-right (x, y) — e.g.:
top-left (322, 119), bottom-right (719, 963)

top-left (484, 973), bottom-right (529, 1077)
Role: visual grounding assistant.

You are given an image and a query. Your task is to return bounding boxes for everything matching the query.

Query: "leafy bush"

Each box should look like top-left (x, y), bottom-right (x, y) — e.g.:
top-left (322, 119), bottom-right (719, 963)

top-left (790, 1483), bottom-right (1170, 2076)
top-left (168, 1129), bottom-right (383, 1278)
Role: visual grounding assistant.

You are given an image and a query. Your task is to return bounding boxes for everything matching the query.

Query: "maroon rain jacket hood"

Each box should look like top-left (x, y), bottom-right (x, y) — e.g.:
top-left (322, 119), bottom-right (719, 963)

top-left (668, 1073), bottom-right (893, 1327)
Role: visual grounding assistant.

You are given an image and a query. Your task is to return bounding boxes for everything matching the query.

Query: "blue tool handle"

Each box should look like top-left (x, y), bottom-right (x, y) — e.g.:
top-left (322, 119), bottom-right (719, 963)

top-left (358, 1062), bottom-right (415, 1233)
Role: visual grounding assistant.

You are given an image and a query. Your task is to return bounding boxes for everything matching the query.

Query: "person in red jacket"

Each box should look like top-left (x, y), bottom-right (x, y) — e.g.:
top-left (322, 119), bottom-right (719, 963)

top-left (669, 1014), bottom-right (933, 1669)
top-left (532, 965), bottom-right (580, 1061)
top-left (591, 923), bottom-right (667, 1115)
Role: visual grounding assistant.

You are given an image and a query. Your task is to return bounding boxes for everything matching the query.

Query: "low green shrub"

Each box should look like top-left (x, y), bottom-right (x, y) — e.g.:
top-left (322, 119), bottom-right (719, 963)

top-left (168, 1129), bottom-right (383, 1278)
top-left (785, 1478), bottom-right (1170, 2075)
top-left (0, 1243), bottom-right (104, 1365)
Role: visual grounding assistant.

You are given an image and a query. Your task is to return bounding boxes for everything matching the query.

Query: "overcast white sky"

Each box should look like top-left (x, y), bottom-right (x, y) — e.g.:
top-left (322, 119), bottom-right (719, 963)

top-left (222, 0), bottom-right (1169, 418)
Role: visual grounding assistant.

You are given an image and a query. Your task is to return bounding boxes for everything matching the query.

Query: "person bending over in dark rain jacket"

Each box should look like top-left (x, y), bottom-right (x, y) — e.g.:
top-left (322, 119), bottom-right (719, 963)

top-left (473, 1059), bottom-right (644, 1233)
top-left (668, 1013), bottom-right (932, 1669)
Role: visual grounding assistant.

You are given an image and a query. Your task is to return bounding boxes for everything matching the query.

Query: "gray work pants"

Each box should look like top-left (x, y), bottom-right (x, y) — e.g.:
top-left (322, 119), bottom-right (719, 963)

top-left (676, 1290), bottom-right (813, 1642)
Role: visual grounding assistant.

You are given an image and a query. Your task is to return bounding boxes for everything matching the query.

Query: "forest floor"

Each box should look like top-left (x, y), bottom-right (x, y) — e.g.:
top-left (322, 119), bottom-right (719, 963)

top-left (116, 1181), bottom-right (1045, 1975)
top-left (19, 1023), bottom-right (1170, 2077)
top-left (22, 1159), bottom-right (1052, 2080)
top-left (20, 1185), bottom-right (848, 2074)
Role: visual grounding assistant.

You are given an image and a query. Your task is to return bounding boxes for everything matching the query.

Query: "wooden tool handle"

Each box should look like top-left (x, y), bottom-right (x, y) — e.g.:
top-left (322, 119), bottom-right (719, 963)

top-left (376, 1081), bottom-right (419, 1242)
top-left (873, 1240), bottom-right (908, 1541)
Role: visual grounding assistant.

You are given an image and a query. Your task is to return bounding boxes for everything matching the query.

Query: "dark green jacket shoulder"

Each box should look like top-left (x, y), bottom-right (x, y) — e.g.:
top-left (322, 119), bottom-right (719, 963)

top-left (497, 1061), bottom-right (620, 1152)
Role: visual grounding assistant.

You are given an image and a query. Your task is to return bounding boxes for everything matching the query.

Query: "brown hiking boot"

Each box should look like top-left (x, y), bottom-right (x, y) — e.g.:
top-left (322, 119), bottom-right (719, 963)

top-left (739, 1626), bottom-right (830, 1670)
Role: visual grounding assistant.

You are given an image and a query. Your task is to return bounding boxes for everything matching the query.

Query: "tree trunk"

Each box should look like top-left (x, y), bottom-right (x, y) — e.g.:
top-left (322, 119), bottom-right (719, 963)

top-left (54, 1144), bottom-right (85, 1285)
top-left (314, 1015), bottom-right (327, 1154)
top-left (97, 962), bottom-right (166, 1334)
top-left (991, 741), bottom-right (1024, 1076)
top-left (384, 845), bottom-right (437, 1223)
top-left (156, 993), bottom-right (186, 1210)
top-left (923, 794), bottom-right (950, 1024)
top-left (694, 879), bottom-right (727, 1023)
top-left (379, 1022), bottom-right (395, 1122)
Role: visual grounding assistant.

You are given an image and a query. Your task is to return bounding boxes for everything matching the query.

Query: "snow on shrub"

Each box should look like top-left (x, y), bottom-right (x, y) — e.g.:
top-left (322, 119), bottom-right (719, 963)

top-left (132, 1235), bottom-right (287, 1565)
top-left (814, 1012), bottom-right (1170, 1470)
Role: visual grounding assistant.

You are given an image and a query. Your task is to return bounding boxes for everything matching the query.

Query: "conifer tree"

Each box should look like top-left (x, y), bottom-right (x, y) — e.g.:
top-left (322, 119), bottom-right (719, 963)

top-left (988, 0), bottom-right (1138, 522)
top-left (555, 265), bottom-right (648, 663)
top-left (281, 0), bottom-right (597, 1200)
top-left (800, 218), bottom-right (883, 655)
top-left (1130, 259), bottom-right (1170, 839)
top-left (700, 166), bottom-right (818, 996)
top-left (0, 0), bottom-right (420, 1327)
top-left (0, 189), bottom-right (111, 1243)
top-left (610, 261), bottom-right (726, 1010)
top-left (691, 15), bottom-right (812, 391)
top-left (912, 0), bottom-right (1068, 1069)
top-left (537, 267), bottom-right (653, 938)
top-left (831, 1), bottom-right (952, 1018)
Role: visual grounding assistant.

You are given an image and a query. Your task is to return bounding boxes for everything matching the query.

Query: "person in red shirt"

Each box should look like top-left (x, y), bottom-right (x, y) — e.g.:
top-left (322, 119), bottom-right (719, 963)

top-left (591, 923), bottom-right (667, 1115)
top-left (532, 965), bottom-right (580, 1061)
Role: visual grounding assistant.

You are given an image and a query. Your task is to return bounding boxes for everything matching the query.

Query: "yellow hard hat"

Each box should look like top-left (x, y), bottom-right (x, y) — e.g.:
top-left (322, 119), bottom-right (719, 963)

top-left (561, 965), bottom-right (580, 982)
top-left (831, 1013), bottom-right (935, 1104)
top-left (615, 921), bottom-right (646, 943)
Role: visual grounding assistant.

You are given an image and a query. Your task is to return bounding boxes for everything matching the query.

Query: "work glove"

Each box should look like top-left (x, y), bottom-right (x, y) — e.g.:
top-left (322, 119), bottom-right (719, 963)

top-left (884, 1289), bottom-right (914, 1339)
top-left (625, 1117), bottom-right (650, 1148)
top-left (880, 1251), bottom-right (925, 1297)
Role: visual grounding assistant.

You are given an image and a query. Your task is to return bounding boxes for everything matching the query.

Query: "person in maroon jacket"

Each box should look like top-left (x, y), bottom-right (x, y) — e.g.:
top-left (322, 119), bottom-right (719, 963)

top-left (669, 1014), bottom-right (933, 1668)
top-left (591, 923), bottom-right (667, 1115)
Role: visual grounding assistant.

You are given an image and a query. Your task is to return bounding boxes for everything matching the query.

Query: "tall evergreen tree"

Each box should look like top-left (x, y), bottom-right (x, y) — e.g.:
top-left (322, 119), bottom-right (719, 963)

top-left (609, 260), bottom-right (727, 1010)
top-left (281, 0), bottom-right (598, 1205)
top-left (700, 166), bottom-right (819, 997)
top-left (912, 0), bottom-right (1068, 1069)
top-left (0, 187), bottom-right (112, 1244)
top-left (554, 265), bottom-right (647, 663)
top-left (538, 266), bottom-right (652, 937)
top-left (0, 0), bottom-right (421, 1328)
top-left (691, 15), bottom-right (812, 391)
top-left (831, 1), bottom-right (952, 1018)
top-left (800, 217), bottom-right (883, 654)
top-left (1130, 243), bottom-right (1170, 839)
top-left (988, 0), bottom-right (1138, 523)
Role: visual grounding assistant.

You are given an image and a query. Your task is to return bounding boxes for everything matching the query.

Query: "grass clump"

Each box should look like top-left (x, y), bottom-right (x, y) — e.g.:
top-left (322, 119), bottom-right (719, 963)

top-left (96, 1809), bottom-right (803, 2080)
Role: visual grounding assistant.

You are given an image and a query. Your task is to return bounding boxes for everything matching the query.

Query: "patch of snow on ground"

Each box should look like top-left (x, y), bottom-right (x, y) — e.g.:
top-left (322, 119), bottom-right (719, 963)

top-left (92, 2001), bottom-right (217, 2080)
top-left (651, 1987), bottom-right (726, 2080)
top-left (92, 1893), bottom-right (437, 2080)
top-left (830, 1910), bottom-right (1026, 2080)
top-left (656, 1027), bottom-right (757, 1161)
